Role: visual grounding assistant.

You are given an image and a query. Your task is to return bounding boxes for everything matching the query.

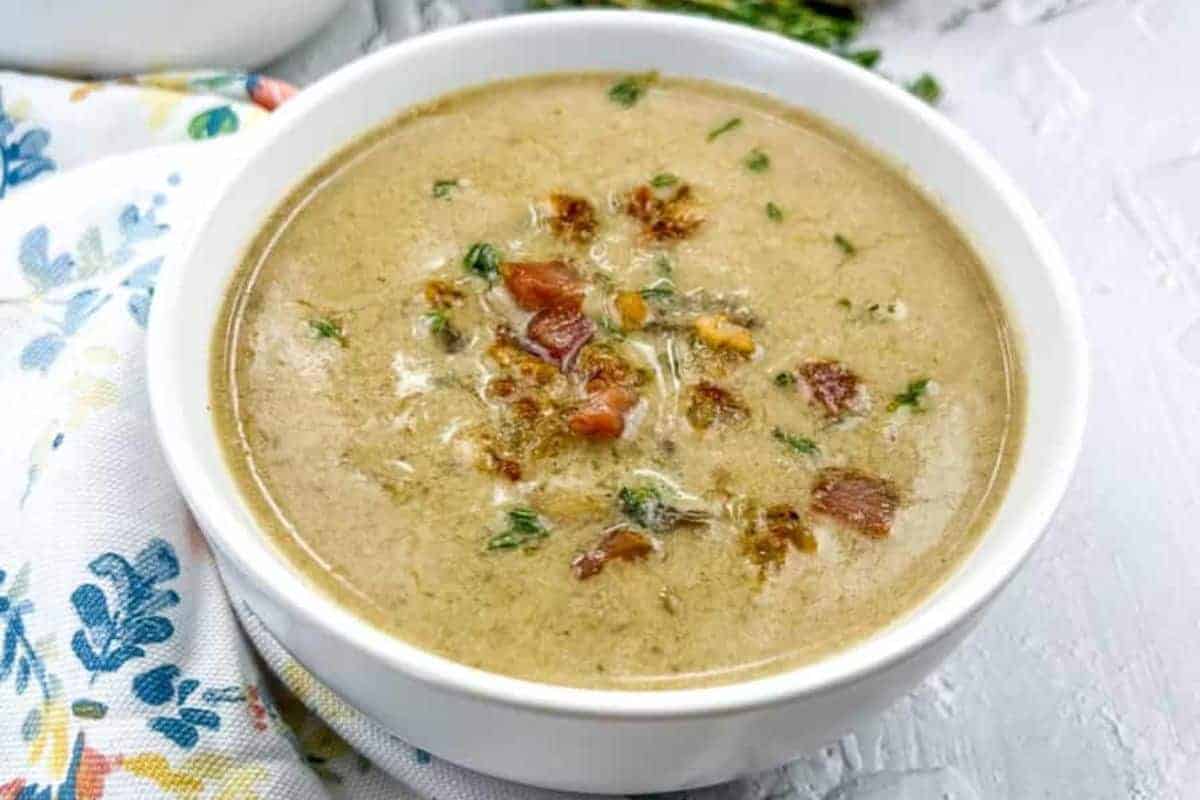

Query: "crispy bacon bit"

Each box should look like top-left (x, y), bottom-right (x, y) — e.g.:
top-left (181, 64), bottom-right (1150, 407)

top-left (548, 193), bottom-right (598, 243)
top-left (568, 386), bottom-right (638, 439)
top-left (571, 527), bottom-right (654, 579)
top-left (686, 381), bottom-right (750, 430)
top-left (811, 468), bottom-right (899, 538)
top-left (576, 343), bottom-right (644, 394)
top-left (799, 359), bottom-right (864, 419)
top-left (500, 260), bottom-right (584, 312)
top-left (424, 279), bottom-right (465, 309)
top-left (615, 290), bottom-right (649, 330)
top-left (625, 184), bottom-right (704, 242)
top-left (526, 306), bottom-right (594, 368)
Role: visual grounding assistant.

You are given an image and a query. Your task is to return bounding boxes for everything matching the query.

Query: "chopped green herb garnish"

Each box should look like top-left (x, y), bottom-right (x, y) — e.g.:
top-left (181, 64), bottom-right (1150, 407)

top-left (618, 485), bottom-right (663, 529)
top-left (907, 73), bottom-right (942, 105)
top-left (834, 233), bottom-right (856, 256)
top-left (773, 427), bottom-right (820, 456)
top-left (432, 179), bottom-right (459, 199)
top-left (707, 117), bottom-right (743, 141)
top-left (608, 72), bottom-right (657, 108)
top-left (773, 371), bottom-right (796, 388)
top-left (744, 149), bottom-right (770, 172)
top-left (650, 172), bottom-right (679, 188)
top-left (463, 242), bottom-right (502, 281)
top-left (888, 378), bottom-right (931, 412)
top-left (486, 507), bottom-right (550, 550)
top-left (640, 278), bottom-right (676, 303)
top-left (424, 309), bottom-right (449, 333)
top-left (845, 48), bottom-right (882, 69)
top-left (307, 317), bottom-right (346, 347)
top-left (653, 253), bottom-right (673, 276)
top-left (423, 309), bottom-right (465, 352)
top-left (836, 297), bottom-right (853, 310)
top-left (618, 485), bottom-right (709, 531)
top-left (766, 201), bottom-right (784, 222)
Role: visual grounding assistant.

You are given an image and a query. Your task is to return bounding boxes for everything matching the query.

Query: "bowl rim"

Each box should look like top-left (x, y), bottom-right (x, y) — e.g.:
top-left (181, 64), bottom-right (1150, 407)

top-left (148, 9), bottom-right (1088, 720)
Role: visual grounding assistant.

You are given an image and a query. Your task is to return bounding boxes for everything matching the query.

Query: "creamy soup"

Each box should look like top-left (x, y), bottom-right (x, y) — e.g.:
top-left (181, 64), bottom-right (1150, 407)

top-left (213, 73), bottom-right (1023, 689)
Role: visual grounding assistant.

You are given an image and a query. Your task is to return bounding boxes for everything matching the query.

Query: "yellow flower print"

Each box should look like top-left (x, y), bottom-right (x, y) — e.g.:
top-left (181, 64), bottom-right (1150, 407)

top-left (26, 699), bottom-right (70, 779)
top-left (122, 751), bottom-right (268, 800)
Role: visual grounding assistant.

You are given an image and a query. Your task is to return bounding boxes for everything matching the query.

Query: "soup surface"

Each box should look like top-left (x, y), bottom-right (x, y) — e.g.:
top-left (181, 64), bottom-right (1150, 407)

top-left (214, 73), bottom-right (1022, 689)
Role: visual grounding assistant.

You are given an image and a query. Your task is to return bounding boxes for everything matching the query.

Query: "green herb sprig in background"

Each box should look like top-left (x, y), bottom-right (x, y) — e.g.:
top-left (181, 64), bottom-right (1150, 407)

top-left (487, 507), bottom-right (550, 550)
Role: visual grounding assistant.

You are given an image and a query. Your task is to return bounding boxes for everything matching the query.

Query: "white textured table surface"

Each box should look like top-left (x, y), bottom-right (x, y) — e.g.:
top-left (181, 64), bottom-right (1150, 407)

top-left (270, 2), bottom-right (1200, 797)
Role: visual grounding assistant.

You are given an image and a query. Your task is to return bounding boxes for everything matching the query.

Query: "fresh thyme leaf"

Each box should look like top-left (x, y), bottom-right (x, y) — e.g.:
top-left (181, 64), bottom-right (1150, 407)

top-left (639, 278), bottom-right (676, 303)
top-left (650, 172), bottom-right (679, 188)
top-left (432, 179), bottom-right (459, 199)
top-left (424, 309), bottom-right (449, 333)
top-left (609, 72), bottom-right (657, 108)
top-left (531, 0), bottom-right (860, 55)
top-left (907, 73), bottom-right (942, 105)
top-left (463, 242), bottom-right (502, 281)
top-left (773, 427), bottom-right (820, 456)
top-left (707, 117), bottom-right (742, 142)
top-left (784, 3), bottom-right (861, 48)
top-left (834, 233), bottom-right (856, 256)
top-left (766, 201), bottom-right (784, 222)
top-left (845, 48), bottom-right (882, 69)
top-left (888, 378), bottom-right (931, 412)
top-left (744, 149), bottom-right (770, 172)
top-left (486, 507), bottom-right (550, 550)
top-left (307, 317), bottom-right (346, 347)
top-left (773, 371), bottom-right (796, 388)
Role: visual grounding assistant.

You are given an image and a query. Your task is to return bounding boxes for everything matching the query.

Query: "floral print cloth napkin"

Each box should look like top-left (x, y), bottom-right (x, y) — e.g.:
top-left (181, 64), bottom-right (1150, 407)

top-left (0, 69), bottom-right (424, 800)
top-left (0, 68), bottom-right (798, 800)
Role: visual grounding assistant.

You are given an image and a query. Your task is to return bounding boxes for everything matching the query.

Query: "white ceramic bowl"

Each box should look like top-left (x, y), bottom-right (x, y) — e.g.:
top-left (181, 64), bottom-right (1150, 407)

top-left (1, 0), bottom-right (346, 76)
top-left (148, 12), bottom-right (1087, 794)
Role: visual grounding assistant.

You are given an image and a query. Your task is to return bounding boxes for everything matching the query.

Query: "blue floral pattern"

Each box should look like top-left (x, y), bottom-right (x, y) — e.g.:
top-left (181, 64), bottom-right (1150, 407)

top-left (132, 664), bottom-right (242, 749)
top-left (70, 538), bottom-right (180, 683)
top-left (0, 87), bottom-right (56, 199)
top-left (17, 200), bottom-right (169, 374)
top-left (1, 565), bottom-right (54, 702)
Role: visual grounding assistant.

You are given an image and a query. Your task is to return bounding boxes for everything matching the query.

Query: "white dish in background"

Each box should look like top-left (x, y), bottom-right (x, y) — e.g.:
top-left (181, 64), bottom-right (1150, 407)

top-left (1, 0), bottom-right (347, 76)
top-left (147, 12), bottom-right (1088, 794)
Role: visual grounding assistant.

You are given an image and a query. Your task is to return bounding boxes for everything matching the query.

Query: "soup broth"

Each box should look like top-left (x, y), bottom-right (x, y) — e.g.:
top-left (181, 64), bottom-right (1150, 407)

top-left (213, 73), bottom-right (1022, 689)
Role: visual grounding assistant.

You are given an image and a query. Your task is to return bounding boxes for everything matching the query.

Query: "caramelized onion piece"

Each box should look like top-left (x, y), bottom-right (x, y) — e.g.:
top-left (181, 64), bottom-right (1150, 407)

top-left (571, 527), bottom-right (654, 579)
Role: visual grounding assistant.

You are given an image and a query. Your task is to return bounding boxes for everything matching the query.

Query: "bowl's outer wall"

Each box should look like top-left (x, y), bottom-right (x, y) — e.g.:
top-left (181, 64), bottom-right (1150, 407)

top-left (0, 0), bottom-right (346, 76)
top-left (218, 550), bottom-right (982, 793)
top-left (147, 12), bottom-right (1088, 793)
